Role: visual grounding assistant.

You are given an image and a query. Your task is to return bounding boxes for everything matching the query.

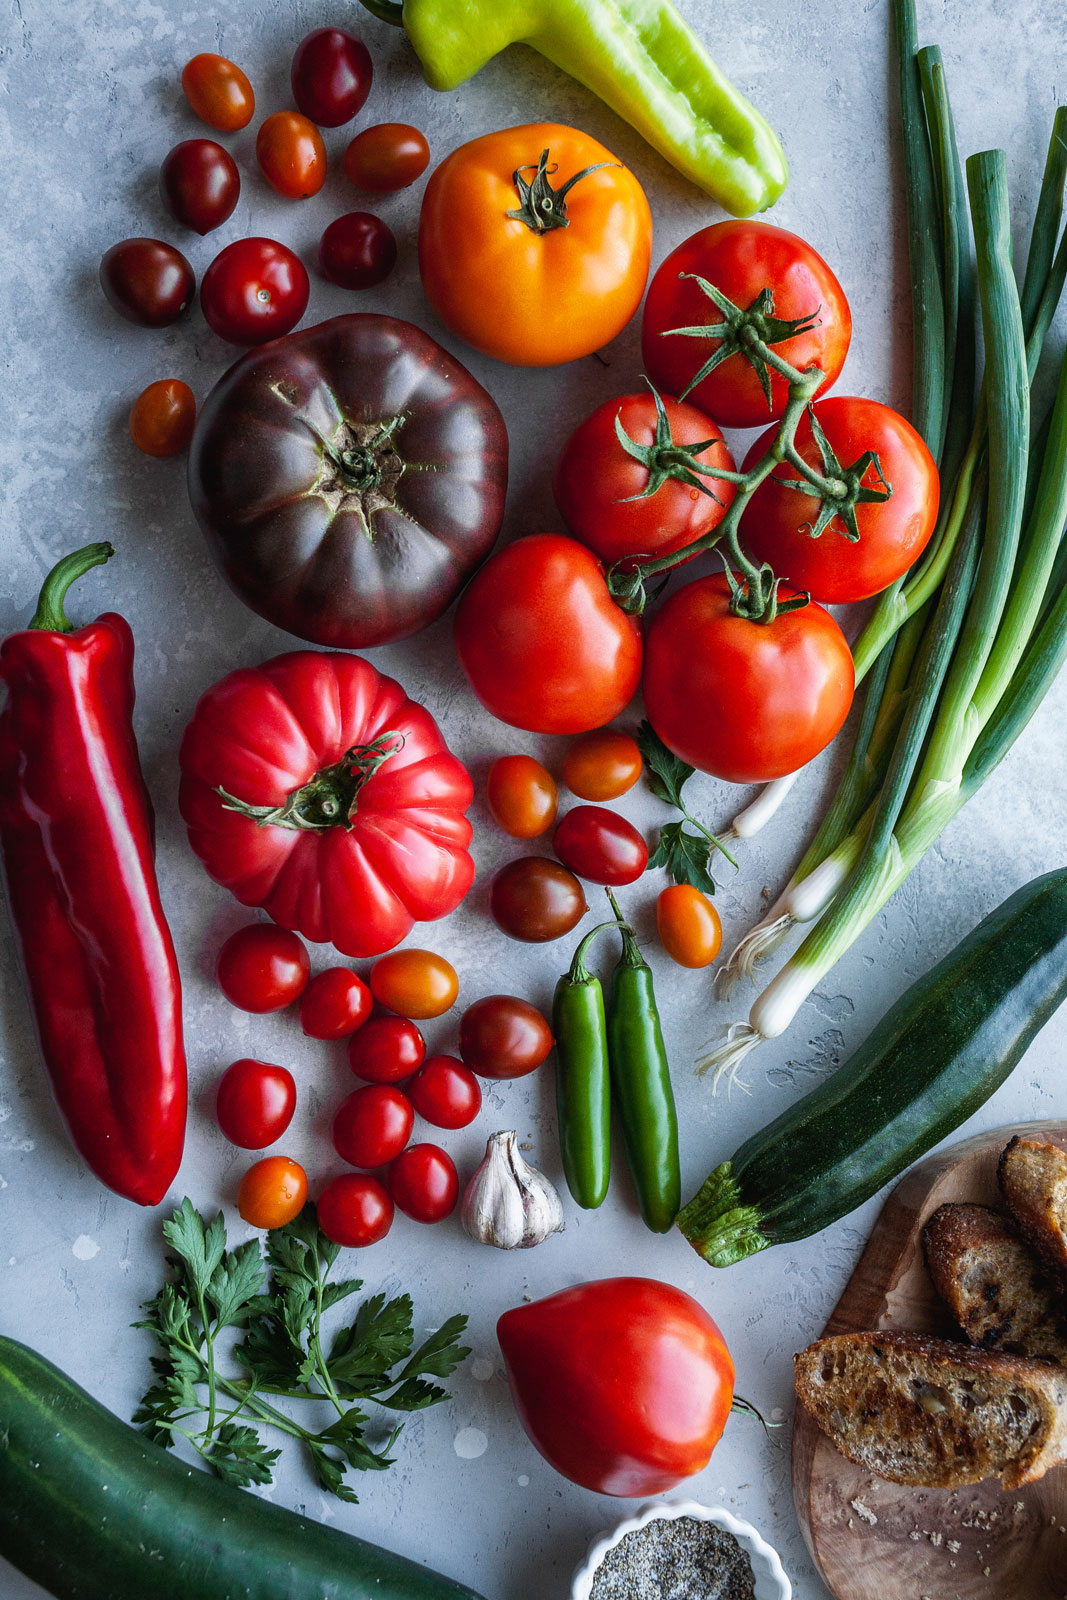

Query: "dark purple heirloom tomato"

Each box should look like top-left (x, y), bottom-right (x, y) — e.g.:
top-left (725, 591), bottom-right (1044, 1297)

top-left (187, 314), bottom-right (509, 648)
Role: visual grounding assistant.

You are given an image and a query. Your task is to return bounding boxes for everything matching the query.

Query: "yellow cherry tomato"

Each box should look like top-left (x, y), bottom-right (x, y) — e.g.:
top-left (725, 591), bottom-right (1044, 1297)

top-left (486, 754), bottom-right (558, 838)
top-left (370, 948), bottom-right (459, 1019)
top-left (656, 884), bottom-right (722, 968)
top-left (237, 1155), bottom-right (308, 1229)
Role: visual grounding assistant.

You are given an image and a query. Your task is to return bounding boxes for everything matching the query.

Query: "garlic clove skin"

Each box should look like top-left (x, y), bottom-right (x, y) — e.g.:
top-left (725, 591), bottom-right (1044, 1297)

top-left (462, 1130), bottom-right (565, 1250)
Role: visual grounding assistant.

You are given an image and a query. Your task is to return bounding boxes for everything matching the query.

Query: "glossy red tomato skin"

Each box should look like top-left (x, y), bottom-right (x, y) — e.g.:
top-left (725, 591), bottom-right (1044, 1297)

top-left (388, 1143), bottom-right (459, 1223)
top-left (407, 1055), bottom-right (481, 1129)
top-left (291, 28), bottom-right (372, 127)
top-left (100, 238), bottom-right (195, 328)
top-left (643, 574), bottom-right (855, 784)
top-left (181, 54), bottom-right (255, 133)
top-left (129, 379), bottom-right (196, 458)
top-left (489, 857), bottom-right (587, 943)
top-left (300, 968), bottom-right (373, 1040)
top-left (216, 1058), bottom-right (297, 1149)
top-left (159, 140), bottom-right (239, 235)
top-left (333, 1085), bottom-right (414, 1168)
top-left (497, 1277), bottom-right (734, 1496)
top-left (345, 123), bottom-right (430, 192)
top-left (553, 805), bottom-right (648, 886)
top-left (200, 237), bottom-right (309, 345)
top-left (216, 924), bottom-right (310, 1012)
top-left (553, 392), bottom-right (736, 569)
top-left (317, 1172), bottom-right (394, 1246)
top-left (256, 111), bottom-right (327, 200)
top-left (319, 213), bottom-right (397, 290)
top-left (459, 995), bottom-right (554, 1079)
top-left (741, 396), bottom-right (941, 603)
top-left (454, 534), bottom-right (643, 735)
top-left (642, 222), bottom-right (852, 428)
top-left (347, 1016), bottom-right (426, 1084)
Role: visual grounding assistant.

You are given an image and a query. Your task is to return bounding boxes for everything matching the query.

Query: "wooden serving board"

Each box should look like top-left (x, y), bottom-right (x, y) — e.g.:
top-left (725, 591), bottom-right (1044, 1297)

top-left (792, 1122), bottom-right (1067, 1600)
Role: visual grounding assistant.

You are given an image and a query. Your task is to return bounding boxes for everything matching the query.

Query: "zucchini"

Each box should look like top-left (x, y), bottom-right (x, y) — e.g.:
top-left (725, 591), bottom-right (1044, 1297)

top-left (678, 869), bottom-right (1067, 1267)
top-left (0, 1335), bottom-right (485, 1600)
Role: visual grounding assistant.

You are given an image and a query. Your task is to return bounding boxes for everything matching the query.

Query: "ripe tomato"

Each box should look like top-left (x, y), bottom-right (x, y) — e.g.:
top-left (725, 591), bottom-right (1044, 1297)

top-left (159, 140), bottom-right (239, 234)
top-left (181, 53), bottom-right (255, 133)
top-left (553, 391), bottom-right (736, 569)
top-left (347, 1015), bottom-right (425, 1083)
top-left (300, 968), bottom-right (373, 1040)
top-left (454, 534), bottom-right (642, 735)
top-left (100, 238), bottom-right (194, 328)
top-left (129, 379), bottom-right (196, 458)
top-left (553, 806), bottom-right (648, 886)
top-left (256, 111), bottom-right (327, 200)
top-left (216, 923), bottom-right (310, 1013)
top-left (486, 755), bottom-right (558, 838)
top-left (369, 949), bottom-right (458, 1019)
top-left (345, 123), bottom-right (429, 192)
top-left (216, 1059), bottom-right (297, 1149)
top-left (388, 1143), bottom-right (459, 1223)
top-left (407, 1056), bottom-right (481, 1129)
top-left (490, 857), bottom-right (587, 943)
top-left (291, 28), bottom-right (372, 127)
top-left (741, 396), bottom-right (940, 603)
top-left (656, 884), bottom-right (722, 968)
top-left (200, 237), bottom-right (309, 344)
top-left (333, 1085), bottom-right (414, 1168)
top-left (643, 573), bottom-right (855, 783)
top-left (641, 221), bottom-right (852, 428)
top-left (459, 995), bottom-right (553, 1079)
top-left (237, 1156), bottom-right (307, 1229)
top-left (419, 122), bottom-right (651, 367)
top-left (318, 212), bottom-right (396, 290)
top-left (317, 1173), bottom-right (393, 1247)
top-left (561, 731), bottom-right (642, 801)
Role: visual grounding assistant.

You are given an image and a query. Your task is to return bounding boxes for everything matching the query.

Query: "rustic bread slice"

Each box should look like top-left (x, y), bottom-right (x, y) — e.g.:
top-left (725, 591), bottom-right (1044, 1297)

top-left (793, 1330), bottom-right (1067, 1488)
top-left (999, 1136), bottom-right (1067, 1286)
top-left (923, 1201), bottom-right (1067, 1364)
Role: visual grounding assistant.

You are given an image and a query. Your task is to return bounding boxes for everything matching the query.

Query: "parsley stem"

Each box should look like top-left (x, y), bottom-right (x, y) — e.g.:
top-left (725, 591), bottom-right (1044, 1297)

top-left (192, 1284), bottom-right (218, 1439)
top-left (684, 809), bottom-right (739, 869)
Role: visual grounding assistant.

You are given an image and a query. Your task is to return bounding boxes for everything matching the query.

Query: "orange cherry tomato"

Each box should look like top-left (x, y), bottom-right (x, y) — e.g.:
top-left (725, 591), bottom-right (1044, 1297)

top-left (656, 884), bottom-right (722, 969)
top-left (181, 53), bottom-right (255, 133)
top-left (562, 731), bottom-right (642, 801)
top-left (256, 111), bottom-right (327, 200)
top-left (369, 949), bottom-right (459, 1019)
top-left (129, 379), bottom-right (196, 458)
top-left (237, 1155), bottom-right (308, 1229)
top-left (486, 755), bottom-right (558, 838)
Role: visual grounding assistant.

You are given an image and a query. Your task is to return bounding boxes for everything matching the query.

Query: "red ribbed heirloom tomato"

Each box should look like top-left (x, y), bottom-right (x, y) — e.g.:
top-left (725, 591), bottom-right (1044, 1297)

top-left (497, 1277), bottom-right (734, 1496)
top-left (178, 651), bottom-right (475, 957)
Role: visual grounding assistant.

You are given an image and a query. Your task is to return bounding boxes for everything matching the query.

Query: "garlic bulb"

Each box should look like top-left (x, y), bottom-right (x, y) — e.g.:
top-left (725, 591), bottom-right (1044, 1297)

top-left (462, 1131), bottom-right (565, 1250)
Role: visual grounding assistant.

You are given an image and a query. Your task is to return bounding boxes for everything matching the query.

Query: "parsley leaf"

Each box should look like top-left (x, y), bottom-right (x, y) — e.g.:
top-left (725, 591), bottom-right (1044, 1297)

top-left (637, 719), bottom-right (736, 890)
top-left (637, 719), bottom-right (695, 811)
top-left (647, 821), bottom-right (718, 895)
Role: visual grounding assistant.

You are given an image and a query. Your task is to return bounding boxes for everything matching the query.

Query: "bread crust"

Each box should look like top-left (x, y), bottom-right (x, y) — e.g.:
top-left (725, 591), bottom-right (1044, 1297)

top-left (999, 1136), bottom-right (1067, 1287)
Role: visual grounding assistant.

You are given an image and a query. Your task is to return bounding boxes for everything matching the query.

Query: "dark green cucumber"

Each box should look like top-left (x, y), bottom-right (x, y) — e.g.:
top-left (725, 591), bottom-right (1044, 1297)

top-left (0, 1335), bottom-right (485, 1600)
top-left (678, 869), bottom-right (1067, 1268)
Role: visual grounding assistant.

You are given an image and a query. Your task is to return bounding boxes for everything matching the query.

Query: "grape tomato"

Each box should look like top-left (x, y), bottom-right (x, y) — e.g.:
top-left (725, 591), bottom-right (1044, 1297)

top-left (216, 923), bottom-right (310, 1013)
top-left (100, 238), bottom-right (194, 328)
top-left (486, 755), bottom-right (558, 838)
top-left (159, 139), bottom-right (239, 235)
top-left (490, 857), bottom-right (587, 943)
top-left (300, 968), bottom-right (373, 1040)
top-left (319, 212), bottom-right (397, 291)
top-left (347, 1015), bottom-right (425, 1083)
top-left (129, 379), bottom-right (196, 458)
top-left (562, 730), bottom-right (643, 801)
top-left (369, 949), bottom-right (458, 1020)
top-left (388, 1143), bottom-right (459, 1223)
top-left (344, 123), bottom-right (429, 192)
top-left (256, 111), bottom-right (327, 200)
top-left (237, 1155), bottom-right (307, 1229)
top-left (216, 1058), bottom-right (297, 1149)
top-left (459, 995), bottom-right (553, 1080)
top-left (553, 805), bottom-right (648, 887)
top-left (291, 27), bottom-right (372, 127)
top-left (317, 1172), bottom-right (393, 1247)
top-left (333, 1085), bottom-right (414, 1169)
top-left (181, 53), bottom-right (255, 133)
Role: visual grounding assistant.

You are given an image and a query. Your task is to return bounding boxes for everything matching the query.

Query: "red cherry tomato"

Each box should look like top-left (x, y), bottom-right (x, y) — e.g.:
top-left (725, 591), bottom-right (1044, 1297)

top-left (237, 1156), bottom-right (307, 1229)
top-left (216, 1058), bottom-right (297, 1149)
top-left (129, 379), bottom-right (196, 458)
top-left (561, 731), bottom-right (642, 801)
top-left (344, 123), bottom-right (429, 192)
top-left (159, 139), bottom-right (240, 235)
top-left (319, 212), bottom-right (397, 290)
top-left (490, 857), bottom-right (587, 943)
top-left (256, 111), bottom-right (327, 200)
top-left (333, 1085), bottom-right (414, 1169)
top-left (656, 884), bottom-right (722, 969)
top-left (291, 28), bottom-right (372, 127)
top-left (459, 995), bottom-right (553, 1079)
top-left (300, 968), bottom-right (373, 1040)
top-left (181, 53), bottom-right (255, 133)
top-left (347, 1015), bottom-right (425, 1083)
top-left (200, 237), bottom-right (309, 345)
top-left (100, 238), bottom-right (195, 328)
top-left (388, 1143), bottom-right (458, 1223)
top-left (407, 1055), bottom-right (481, 1129)
top-left (486, 755), bottom-right (558, 838)
top-left (553, 806), bottom-right (648, 886)
top-left (216, 923), bottom-right (310, 1013)
top-left (369, 949), bottom-right (458, 1020)
top-left (317, 1172), bottom-right (394, 1247)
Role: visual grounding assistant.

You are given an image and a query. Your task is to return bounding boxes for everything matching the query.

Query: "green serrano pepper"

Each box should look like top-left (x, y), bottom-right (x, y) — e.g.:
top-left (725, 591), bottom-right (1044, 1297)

top-left (553, 922), bottom-right (618, 1209)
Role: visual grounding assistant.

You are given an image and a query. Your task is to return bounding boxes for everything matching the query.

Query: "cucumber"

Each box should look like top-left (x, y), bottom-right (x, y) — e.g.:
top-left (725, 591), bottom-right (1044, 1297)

top-left (678, 869), bottom-right (1067, 1268)
top-left (0, 1335), bottom-right (485, 1600)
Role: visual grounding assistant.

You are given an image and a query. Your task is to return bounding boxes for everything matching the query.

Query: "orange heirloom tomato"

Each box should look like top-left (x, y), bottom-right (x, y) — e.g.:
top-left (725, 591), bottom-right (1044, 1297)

top-left (237, 1155), bottom-right (308, 1229)
top-left (486, 755), bottom-right (558, 838)
top-left (256, 111), bottom-right (327, 200)
top-left (369, 948), bottom-right (459, 1019)
top-left (562, 731), bottom-right (642, 801)
top-left (181, 54), bottom-right (255, 133)
top-left (656, 884), bottom-right (722, 968)
top-left (418, 122), bottom-right (652, 367)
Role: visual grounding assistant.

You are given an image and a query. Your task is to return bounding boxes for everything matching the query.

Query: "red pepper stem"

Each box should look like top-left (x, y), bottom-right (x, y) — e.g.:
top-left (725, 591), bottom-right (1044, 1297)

top-left (28, 543), bottom-right (115, 634)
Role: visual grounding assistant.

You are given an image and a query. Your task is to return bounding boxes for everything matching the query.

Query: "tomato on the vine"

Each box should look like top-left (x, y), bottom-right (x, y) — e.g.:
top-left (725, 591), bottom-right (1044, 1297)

top-left (181, 53), bottom-right (255, 133)
top-left (100, 238), bottom-right (194, 328)
top-left (554, 806), bottom-right (648, 886)
top-left (317, 1173), bottom-right (393, 1247)
top-left (200, 237), bottom-right (309, 344)
top-left (347, 1015), bottom-right (425, 1083)
top-left (237, 1156), bottom-right (307, 1229)
top-left (319, 213), bottom-right (397, 290)
top-left (256, 111), bottom-right (327, 200)
top-left (291, 28), bottom-right (372, 127)
top-left (159, 140), bottom-right (239, 235)
top-left (333, 1085), bottom-right (414, 1169)
top-left (129, 380), bottom-right (196, 458)
top-left (490, 857), bottom-right (587, 943)
top-left (459, 995), bottom-right (554, 1079)
top-left (656, 884), bottom-right (722, 968)
top-left (486, 755), bottom-right (558, 838)
top-left (388, 1144), bottom-right (459, 1223)
top-left (407, 1056), bottom-right (481, 1129)
top-left (561, 731), bottom-right (642, 801)
top-left (369, 949), bottom-right (458, 1020)
top-left (345, 123), bottom-right (429, 192)
top-left (300, 968), bottom-right (373, 1040)
top-left (216, 1059), bottom-right (297, 1149)
top-left (216, 924), bottom-right (310, 1013)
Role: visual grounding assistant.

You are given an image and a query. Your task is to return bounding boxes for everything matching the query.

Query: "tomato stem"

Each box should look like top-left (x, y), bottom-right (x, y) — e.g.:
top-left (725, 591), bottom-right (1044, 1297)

top-left (215, 731), bottom-right (406, 832)
top-left (507, 148), bottom-right (617, 233)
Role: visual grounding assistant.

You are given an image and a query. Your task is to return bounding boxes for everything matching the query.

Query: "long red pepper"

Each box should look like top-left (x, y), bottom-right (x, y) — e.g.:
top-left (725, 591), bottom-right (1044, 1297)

top-left (0, 544), bottom-right (186, 1205)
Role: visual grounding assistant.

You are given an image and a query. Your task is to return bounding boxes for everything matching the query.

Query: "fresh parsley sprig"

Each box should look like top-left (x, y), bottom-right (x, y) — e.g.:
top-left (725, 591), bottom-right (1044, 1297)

top-left (637, 720), bottom-right (737, 895)
top-left (133, 1199), bottom-right (470, 1502)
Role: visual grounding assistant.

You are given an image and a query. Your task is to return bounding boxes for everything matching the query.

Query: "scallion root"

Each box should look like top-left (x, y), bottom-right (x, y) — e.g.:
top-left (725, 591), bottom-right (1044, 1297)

top-left (697, 1022), bottom-right (763, 1092)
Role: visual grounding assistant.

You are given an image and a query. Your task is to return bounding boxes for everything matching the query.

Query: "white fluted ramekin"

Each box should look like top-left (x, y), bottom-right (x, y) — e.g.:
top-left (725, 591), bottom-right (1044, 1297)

top-left (570, 1498), bottom-right (791, 1600)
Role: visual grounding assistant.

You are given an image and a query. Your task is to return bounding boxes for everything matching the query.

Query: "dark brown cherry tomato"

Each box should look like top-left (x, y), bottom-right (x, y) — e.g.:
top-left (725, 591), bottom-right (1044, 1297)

top-left (200, 237), bottom-right (309, 345)
top-left (317, 1172), bottom-right (394, 1246)
top-left (562, 730), bottom-right (642, 801)
top-left (459, 995), bottom-right (554, 1080)
top-left (553, 805), bottom-right (649, 887)
top-left (216, 923), bottom-right (310, 1013)
top-left (181, 53), bottom-right (255, 132)
top-left (238, 1156), bottom-right (307, 1229)
top-left (300, 967), bottom-right (373, 1040)
top-left (486, 755), bottom-right (558, 838)
top-left (344, 123), bottom-right (430, 192)
top-left (159, 139), bottom-right (239, 235)
top-left (129, 379), bottom-right (196, 458)
top-left (388, 1143), bottom-right (459, 1223)
top-left (490, 857), bottom-right (587, 943)
top-left (318, 212), bottom-right (396, 290)
top-left (100, 238), bottom-right (195, 328)
top-left (291, 28), bottom-right (373, 127)
top-left (216, 1058), bottom-right (297, 1149)
top-left (407, 1055), bottom-right (481, 1129)
top-left (347, 1015), bottom-right (426, 1083)
top-left (256, 111), bottom-right (327, 200)
top-left (333, 1085), bottom-right (414, 1169)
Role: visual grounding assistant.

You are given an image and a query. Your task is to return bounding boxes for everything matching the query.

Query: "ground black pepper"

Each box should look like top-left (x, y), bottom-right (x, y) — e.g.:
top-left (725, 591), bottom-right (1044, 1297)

top-left (588, 1516), bottom-right (758, 1599)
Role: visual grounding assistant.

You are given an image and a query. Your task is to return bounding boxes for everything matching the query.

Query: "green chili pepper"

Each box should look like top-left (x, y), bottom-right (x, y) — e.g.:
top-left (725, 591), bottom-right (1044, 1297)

top-left (553, 921), bottom-right (618, 1209)
top-left (605, 890), bottom-right (681, 1233)
top-left (358, 0), bottom-right (788, 217)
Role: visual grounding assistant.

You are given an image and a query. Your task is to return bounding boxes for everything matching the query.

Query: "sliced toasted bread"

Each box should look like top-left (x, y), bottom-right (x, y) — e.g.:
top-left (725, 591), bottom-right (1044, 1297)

top-left (923, 1201), bottom-right (1067, 1364)
top-left (793, 1330), bottom-right (1067, 1489)
top-left (999, 1136), bottom-right (1067, 1286)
